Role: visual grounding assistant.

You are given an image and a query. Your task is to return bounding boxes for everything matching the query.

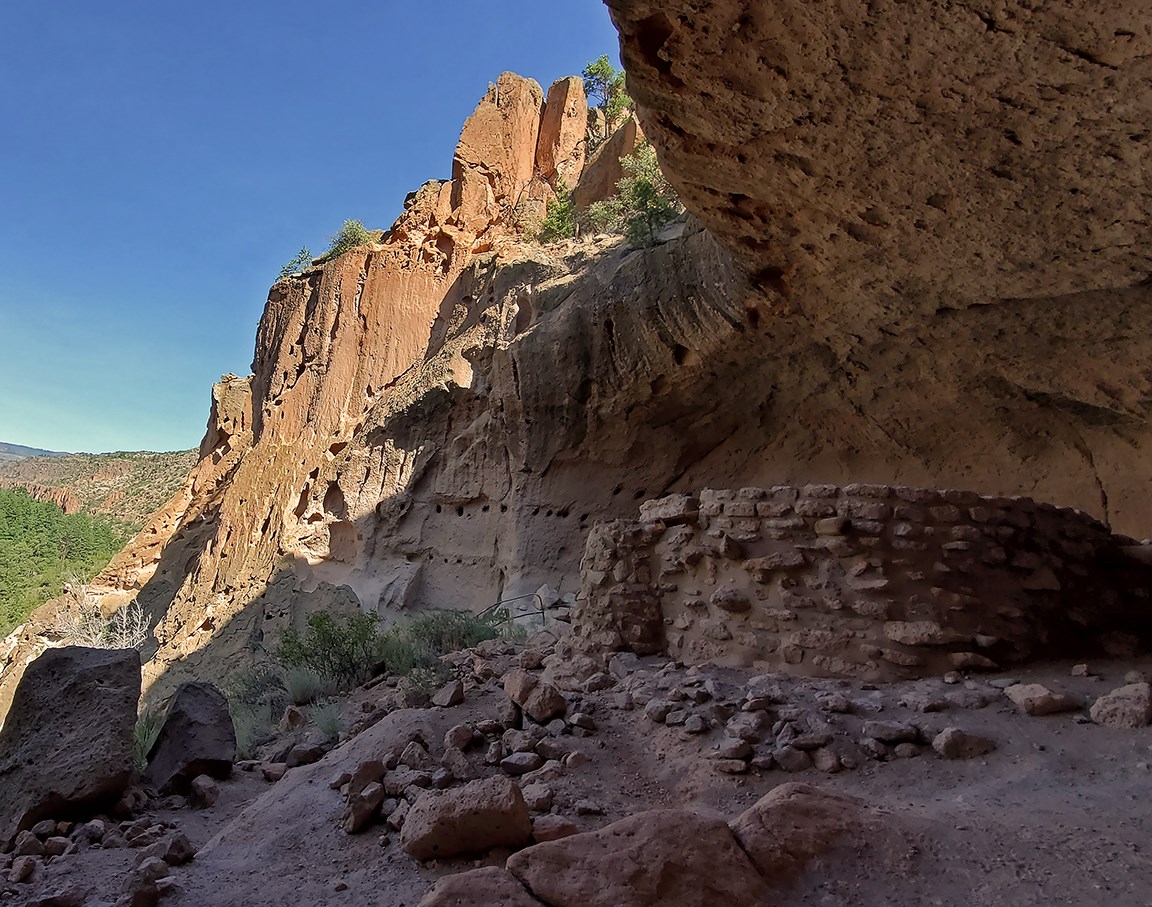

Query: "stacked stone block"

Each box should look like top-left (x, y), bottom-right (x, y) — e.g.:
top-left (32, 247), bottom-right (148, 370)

top-left (573, 485), bottom-right (1152, 680)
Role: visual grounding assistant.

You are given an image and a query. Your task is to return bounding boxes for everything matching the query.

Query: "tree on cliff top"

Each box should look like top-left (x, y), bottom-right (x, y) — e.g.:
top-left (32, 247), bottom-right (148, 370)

top-left (278, 247), bottom-right (313, 278)
top-left (326, 219), bottom-right (374, 257)
top-left (583, 55), bottom-right (632, 149)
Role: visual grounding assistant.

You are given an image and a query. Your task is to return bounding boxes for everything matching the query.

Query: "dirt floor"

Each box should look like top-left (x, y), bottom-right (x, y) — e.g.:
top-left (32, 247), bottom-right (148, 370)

top-left (13, 653), bottom-right (1152, 907)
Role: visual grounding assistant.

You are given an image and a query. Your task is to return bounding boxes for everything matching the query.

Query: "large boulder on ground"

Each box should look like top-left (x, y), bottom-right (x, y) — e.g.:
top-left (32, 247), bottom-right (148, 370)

top-left (0, 646), bottom-right (140, 850)
top-left (728, 783), bottom-right (877, 882)
top-left (401, 775), bottom-right (532, 860)
top-left (505, 808), bottom-right (768, 907)
top-left (503, 669), bottom-right (567, 723)
top-left (418, 867), bottom-right (542, 907)
top-left (143, 682), bottom-right (235, 794)
top-left (1090, 682), bottom-right (1152, 728)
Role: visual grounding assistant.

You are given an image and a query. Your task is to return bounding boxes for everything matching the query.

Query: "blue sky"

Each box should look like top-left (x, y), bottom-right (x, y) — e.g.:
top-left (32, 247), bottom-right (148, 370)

top-left (0, 1), bottom-right (620, 453)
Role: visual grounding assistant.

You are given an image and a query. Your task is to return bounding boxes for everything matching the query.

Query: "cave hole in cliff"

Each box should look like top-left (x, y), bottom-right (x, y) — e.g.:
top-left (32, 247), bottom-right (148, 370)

top-left (671, 344), bottom-right (700, 367)
top-left (612, 484), bottom-right (623, 496)
top-left (435, 504), bottom-right (443, 513)
top-left (457, 506), bottom-right (464, 517)
top-left (500, 504), bottom-right (508, 513)
top-left (745, 307), bottom-right (762, 330)
top-left (633, 489), bottom-right (648, 500)
top-left (293, 489), bottom-right (310, 519)
top-left (323, 483), bottom-right (347, 520)
top-left (482, 504), bottom-right (490, 512)
top-left (631, 12), bottom-right (683, 88)
top-left (329, 441), bottom-right (348, 457)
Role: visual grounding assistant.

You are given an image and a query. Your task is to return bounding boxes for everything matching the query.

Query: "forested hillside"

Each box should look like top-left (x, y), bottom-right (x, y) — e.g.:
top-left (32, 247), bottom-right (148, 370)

top-left (0, 449), bottom-right (196, 531)
top-left (0, 488), bottom-right (129, 636)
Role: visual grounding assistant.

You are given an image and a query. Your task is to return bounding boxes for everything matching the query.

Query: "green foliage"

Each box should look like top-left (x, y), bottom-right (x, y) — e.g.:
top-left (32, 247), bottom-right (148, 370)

top-left (221, 664), bottom-right (286, 760)
top-left (283, 666), bottom-right (339, 706)
top-left (0, 450), bottom-right (198, 533)
top-left (0, 488), bottom-right (129, 638)
top-left (311, 701), bottom-right (342, 743)
top-left (326, 220), bottom-right (373, 257)
top-left (278, 246), bottom-right (313, 278)
top-left (133, 709), bottom-right (163, 772)
top-left (402, 609), bottom-right (499, 656)
top-left (275, 608), bottom-right (499, 692)
top-left (583, 55), bottom-right (632, 147)
top-left (536, 181), bottom-right (578, 244)
top-left (277, 612), bottom-right (384, 687)
top-left (228, 700), bottom-right (266, 761)
top-left (581, 141), bottom-right (682, 248)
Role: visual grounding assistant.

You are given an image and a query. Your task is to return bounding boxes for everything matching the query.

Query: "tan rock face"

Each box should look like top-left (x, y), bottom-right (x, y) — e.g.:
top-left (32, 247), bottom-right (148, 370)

top-left (536, 77), bottom-right (588, 188)
top-left (604, 0), bottom-right (1151, 308)
top-left (505, 808), bottom-right (768, 907)
top-left (728, 783), bottom-right (878, 882)
top-left (571, 118), bottom-right (642, 210)
top-left (452, 73), bottom-right (544, 234)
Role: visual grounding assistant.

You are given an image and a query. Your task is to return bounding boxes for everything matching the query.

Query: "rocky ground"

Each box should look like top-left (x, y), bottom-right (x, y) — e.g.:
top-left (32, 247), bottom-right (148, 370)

top-left (7, 633), bottom-right (1152, 906)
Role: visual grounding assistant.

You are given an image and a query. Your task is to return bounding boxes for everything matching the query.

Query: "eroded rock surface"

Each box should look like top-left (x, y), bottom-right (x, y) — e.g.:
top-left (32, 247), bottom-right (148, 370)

top-left (0, 646), bottom-right (140, 849)
top-left (144, 682), bottom-right (236, 793)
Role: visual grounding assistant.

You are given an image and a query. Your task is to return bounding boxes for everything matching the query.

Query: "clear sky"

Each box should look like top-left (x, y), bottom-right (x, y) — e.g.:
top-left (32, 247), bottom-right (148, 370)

top-left (0, 1), bottom-right (620, 454)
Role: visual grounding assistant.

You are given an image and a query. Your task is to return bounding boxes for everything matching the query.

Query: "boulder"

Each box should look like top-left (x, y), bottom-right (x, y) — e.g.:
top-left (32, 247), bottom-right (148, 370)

top-left (506, 809), bottom-right (767, 907)
top-left (503, 669), bottom-right (567, 723)
top-left (144, 682), bottom-right (236, 793)
top-left (729, 783), bottom-right (875, 882)
top-left (1004, 683), bottom-right (1079, 716)
top-left (1090, 682), bottom-right (1152, 728)
top-left (400, 776), bottom-right (532, 860)
top-left (0, 646), bottom-right (140, 850)
top-left (932, 728), bottom-right (997, 759)
top-left (418, 867), bottom-right (542, 907)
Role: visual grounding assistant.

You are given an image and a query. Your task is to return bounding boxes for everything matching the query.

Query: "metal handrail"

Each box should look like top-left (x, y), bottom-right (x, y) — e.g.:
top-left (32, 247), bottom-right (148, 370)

top-left (478, 592), bottom-right (546, 628)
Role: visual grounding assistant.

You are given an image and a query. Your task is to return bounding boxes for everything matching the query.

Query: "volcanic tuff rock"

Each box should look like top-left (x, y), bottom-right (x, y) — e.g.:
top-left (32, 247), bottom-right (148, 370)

top-left (0, 646), bottom-right (140, 849)
top-left (143, 681), bottom-right (236, 793)
top-left (5, 0), bottom-right (1152, 709)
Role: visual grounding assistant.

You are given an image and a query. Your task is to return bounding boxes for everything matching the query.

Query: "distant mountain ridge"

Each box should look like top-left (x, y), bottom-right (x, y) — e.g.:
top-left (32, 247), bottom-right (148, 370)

top-left (0, 441), bottom-right (69, 462)
top-left (0, 448), bottom-right (197, 531)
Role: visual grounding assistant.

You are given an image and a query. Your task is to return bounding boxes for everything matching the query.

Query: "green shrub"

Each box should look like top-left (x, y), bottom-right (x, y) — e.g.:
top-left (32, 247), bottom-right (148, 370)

top-left (278, 247), bottom-right (313, 278)
top-left (277, 612), bottom-right (385, 687)
top-left (403, 610), bottom-right (499, 656)
top-left (580, 141), bottom-right (682, 248)
top-left (536, 181), bottom-right (578, 243)
top-left (311, 701), bottom-right (342, 743)
top-left (228, 700), bottom-right (267, 761)
top-left (326, 220), bottom-right (373, 257)
top-left (133, 709), bottom-right (163, 772)
top-left (405, 661), bottom-right (453, 697)
top-left (274, 607), bottom-right (500, 692)
top-left (283, 666), bottom-right (339, 706)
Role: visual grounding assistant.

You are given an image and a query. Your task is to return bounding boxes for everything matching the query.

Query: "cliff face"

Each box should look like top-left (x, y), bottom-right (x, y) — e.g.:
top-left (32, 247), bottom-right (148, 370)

top-left (3, 4), bottom-right (1151, 709)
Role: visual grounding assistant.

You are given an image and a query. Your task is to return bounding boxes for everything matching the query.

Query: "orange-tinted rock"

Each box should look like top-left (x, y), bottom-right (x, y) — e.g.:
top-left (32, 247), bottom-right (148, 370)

top-left (572, 118), bottom-right (642, 211)
top-left (536, 77), bottom-right (588, 188)
top-left (452, 72), bottom-right (545, 233)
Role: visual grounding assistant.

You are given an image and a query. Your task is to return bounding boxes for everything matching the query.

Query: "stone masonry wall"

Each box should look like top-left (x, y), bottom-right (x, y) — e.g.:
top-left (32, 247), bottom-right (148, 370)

top-left (572, 485), bottom-right (1152, 681)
